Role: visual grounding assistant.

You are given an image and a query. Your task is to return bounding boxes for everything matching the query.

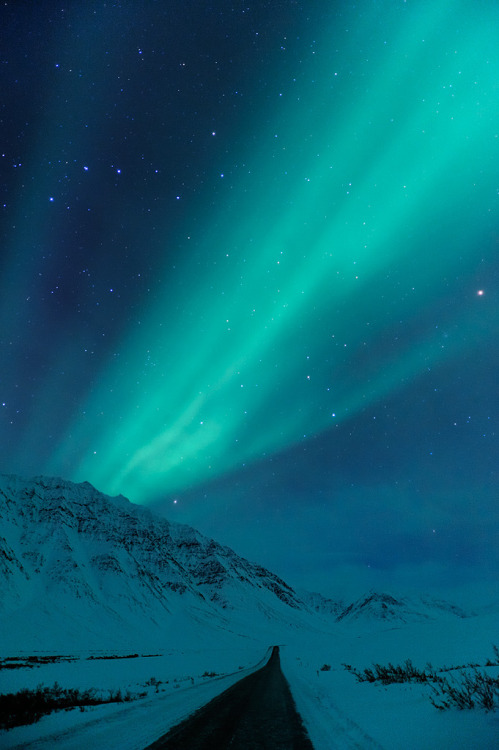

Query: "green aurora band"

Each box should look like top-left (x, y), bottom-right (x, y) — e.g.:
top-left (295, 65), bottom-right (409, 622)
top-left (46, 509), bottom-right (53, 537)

top-left (33, 2), bottom-right (498, 500)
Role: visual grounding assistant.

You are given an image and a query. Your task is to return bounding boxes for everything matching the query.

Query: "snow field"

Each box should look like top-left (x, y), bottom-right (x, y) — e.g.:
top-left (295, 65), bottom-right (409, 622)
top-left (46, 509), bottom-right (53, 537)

top-left (280, 614), bottom-right (499, 749)
top-left (2, 611), bottom-right (499, 749)
top-left (0, 643), bottom-right (272, 750)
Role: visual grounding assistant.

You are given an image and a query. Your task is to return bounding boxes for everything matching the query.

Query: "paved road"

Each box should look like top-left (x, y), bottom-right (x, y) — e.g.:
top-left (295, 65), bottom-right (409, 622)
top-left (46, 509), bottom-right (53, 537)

top-left (144, 646), bottom-right (314, 749)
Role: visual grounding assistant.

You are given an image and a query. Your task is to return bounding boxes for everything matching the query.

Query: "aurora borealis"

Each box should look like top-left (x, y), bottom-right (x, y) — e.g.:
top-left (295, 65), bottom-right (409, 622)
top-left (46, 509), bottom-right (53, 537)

top-left (1, 1), bottom-right (498, 598)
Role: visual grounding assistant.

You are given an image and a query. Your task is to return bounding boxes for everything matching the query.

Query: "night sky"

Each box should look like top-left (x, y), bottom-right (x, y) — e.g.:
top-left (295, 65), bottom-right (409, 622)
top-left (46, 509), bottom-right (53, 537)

top-left (2, 1), bottom-right (498, 602)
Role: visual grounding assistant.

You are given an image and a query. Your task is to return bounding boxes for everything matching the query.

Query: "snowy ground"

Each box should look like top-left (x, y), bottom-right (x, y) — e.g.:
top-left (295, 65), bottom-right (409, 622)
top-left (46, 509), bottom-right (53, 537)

top-left (1, 611), bottom-right (498, 749)
top-left (0, 643), bottom-right (271, 750)
top-left (281, 611), bottom-right (499, 749)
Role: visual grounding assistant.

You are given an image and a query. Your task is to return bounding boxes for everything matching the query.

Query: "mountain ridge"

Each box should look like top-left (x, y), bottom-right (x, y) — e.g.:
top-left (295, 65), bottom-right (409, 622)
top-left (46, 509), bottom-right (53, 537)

top-left (0, 473), bottom-right (315, 651)
top-left (0, 473), bottom-right (470, 652)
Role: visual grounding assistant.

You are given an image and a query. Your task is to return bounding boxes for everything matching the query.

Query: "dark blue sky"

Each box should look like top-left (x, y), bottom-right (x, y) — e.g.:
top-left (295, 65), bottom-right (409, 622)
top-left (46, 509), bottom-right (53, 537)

top-left (1, 1), bottom-right (497, 603)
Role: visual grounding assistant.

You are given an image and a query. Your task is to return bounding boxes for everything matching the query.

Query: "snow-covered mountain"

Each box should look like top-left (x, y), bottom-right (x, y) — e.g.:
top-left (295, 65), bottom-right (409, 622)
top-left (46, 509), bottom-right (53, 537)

top-left (0, 474), bottom-right (494, 750)
top-left (336, 590), bottom-right (469, 625)
top-left (0, 473), bottom-right (317, 652)
top-left (298, 589), bottom-right (344, 618)
top-left (0, 473), bottom-right (471, 653)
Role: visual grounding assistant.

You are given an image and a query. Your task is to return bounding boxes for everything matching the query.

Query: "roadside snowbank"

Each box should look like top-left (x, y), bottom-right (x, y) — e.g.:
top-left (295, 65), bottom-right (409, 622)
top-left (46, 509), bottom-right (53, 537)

top-left (281, 613), bottom-right (499, 749)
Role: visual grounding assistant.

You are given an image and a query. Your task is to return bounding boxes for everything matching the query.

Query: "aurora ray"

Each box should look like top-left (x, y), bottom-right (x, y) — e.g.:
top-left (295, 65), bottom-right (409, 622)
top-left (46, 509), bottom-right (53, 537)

top-left (38, 1), bottom-right (498, 501)
top-left (1, 0), bottom-right (497, 512)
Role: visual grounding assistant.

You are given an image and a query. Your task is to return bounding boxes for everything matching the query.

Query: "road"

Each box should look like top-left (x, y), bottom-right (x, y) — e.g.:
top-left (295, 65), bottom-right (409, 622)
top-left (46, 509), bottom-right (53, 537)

top-left (143, 646), bottom-right (314, 749)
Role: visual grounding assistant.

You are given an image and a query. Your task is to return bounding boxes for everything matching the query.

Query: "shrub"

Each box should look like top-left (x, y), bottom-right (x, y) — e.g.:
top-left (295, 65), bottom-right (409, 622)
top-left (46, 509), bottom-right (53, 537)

top-left (429, 670), bottom-right (499, 711)
top-left (342, 659), bottom-right (440, 685)
top-left (144, 676), bottom-right (162, 692)
top-left (0, 682), bottom-right (138, 729)
top-left (343, 650), bottom-right (499, 712)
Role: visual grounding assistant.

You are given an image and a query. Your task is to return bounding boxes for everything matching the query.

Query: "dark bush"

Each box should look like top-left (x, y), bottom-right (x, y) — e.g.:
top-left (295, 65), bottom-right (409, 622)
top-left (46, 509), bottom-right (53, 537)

top-left (343, 649), bottom-right (499, 712)
top-left (0, 682), bottom-right (138, 729)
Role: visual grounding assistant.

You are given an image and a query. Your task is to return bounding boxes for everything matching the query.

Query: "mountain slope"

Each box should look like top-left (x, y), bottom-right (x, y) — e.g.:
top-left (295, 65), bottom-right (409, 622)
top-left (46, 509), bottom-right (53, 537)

top-left (335, 590), bottom-right (469, 626)
top-left (298, 589), bottom-right (345, 618)
top-left (0, 474), bottom-right (311, 652)
top-left (0, 474), bottom-right (470, 653)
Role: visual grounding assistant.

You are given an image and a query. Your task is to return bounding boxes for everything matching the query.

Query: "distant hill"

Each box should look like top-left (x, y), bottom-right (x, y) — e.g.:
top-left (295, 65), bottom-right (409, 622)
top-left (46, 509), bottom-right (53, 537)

top-left (336, 590), bottom-right (469, 625)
